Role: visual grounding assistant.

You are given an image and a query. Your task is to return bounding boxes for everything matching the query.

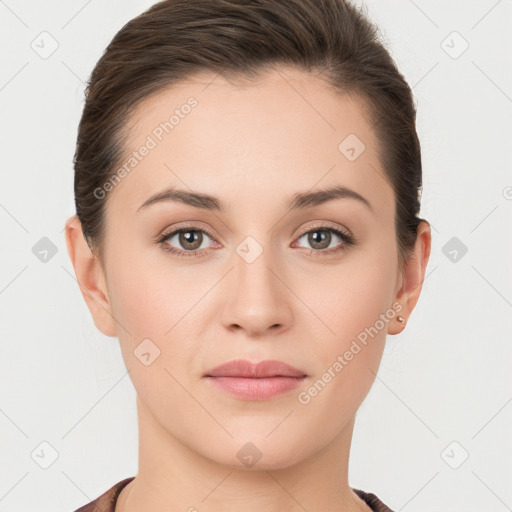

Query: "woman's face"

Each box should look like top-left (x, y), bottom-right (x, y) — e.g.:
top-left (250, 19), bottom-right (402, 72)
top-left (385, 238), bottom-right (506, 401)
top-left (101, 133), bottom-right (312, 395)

top-left (94, 67), bottom-right (407, 469)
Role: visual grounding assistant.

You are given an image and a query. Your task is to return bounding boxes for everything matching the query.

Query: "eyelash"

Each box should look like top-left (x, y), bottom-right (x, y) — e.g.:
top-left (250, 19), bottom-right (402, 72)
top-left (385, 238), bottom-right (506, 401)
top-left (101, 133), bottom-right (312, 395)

top-left (155, 222), bottom-right (355, 259)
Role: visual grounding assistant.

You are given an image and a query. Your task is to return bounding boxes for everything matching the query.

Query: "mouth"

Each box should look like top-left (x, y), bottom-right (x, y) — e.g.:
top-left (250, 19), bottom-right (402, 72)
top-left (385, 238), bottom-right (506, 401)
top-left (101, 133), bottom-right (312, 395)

top-left (203, 359), bottom-right (308, 400)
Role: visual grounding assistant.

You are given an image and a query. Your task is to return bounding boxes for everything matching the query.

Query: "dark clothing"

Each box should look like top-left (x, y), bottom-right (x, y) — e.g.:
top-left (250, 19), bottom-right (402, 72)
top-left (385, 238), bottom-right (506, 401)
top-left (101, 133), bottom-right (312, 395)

top-left (73, 476), bottom-right (395, 511)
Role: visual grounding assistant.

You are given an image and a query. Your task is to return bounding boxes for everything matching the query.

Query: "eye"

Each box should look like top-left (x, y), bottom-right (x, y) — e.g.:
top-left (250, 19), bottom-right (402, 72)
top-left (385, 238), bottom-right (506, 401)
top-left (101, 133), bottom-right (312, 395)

top-left (156, 224), bottom-right (219, 258)
top-left (292, 223), bottom-right (355, 257)
top-left (156, 222), bottom-right (355, 258)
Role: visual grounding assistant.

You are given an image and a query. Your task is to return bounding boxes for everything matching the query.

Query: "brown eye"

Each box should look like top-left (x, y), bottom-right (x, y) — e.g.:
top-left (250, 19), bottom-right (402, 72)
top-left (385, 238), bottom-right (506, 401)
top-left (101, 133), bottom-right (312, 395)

top-left (294, 225), bottom-right (355, 256)
top-left (158, 227), bottom-right (215, 256)
top-left (177, 230), bottom-right (204, 250)
top-left (306, 230), bottom-right (332, 250)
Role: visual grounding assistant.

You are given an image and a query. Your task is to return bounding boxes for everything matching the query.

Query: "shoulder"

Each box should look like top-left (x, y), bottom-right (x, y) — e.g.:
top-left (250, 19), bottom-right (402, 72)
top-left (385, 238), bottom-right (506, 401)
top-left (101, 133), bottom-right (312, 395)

top-left (352, 488), bottom-right (395, 512)
top-left (72, 477), bottom-right (135, 512)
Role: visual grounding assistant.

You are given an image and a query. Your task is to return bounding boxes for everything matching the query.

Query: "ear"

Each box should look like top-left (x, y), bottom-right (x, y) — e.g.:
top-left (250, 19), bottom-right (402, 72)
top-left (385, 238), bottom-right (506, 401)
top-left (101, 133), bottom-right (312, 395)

top-left (64, 215), bottom-right (117, 337)
top-left (388, 220), bottom-right (432, 335)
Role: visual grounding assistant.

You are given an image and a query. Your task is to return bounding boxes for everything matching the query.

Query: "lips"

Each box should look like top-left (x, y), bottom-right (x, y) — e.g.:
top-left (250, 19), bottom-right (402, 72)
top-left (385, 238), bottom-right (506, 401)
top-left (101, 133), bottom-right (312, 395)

top-left (204, 359), bottom-right (308, 400)
top-left (204, 359), bottom-right (307, 378)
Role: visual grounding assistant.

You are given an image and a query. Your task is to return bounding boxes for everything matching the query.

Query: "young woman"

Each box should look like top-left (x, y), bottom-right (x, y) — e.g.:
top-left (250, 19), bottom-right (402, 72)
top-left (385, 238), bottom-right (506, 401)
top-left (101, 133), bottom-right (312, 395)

top-left (66, 0), bottom-right (431, 510)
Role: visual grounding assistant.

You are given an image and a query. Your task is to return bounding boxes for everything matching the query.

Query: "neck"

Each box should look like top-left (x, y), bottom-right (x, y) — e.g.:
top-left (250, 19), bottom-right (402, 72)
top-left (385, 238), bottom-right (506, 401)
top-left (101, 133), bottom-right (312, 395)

top-left (116, 395), bottom-right (371, 512)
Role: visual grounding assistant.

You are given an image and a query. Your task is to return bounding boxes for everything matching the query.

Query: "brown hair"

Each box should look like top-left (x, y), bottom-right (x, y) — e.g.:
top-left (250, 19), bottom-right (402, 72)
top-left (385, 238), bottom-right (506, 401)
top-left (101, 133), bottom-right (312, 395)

top-left (73, 0), bottom-right (425, 269)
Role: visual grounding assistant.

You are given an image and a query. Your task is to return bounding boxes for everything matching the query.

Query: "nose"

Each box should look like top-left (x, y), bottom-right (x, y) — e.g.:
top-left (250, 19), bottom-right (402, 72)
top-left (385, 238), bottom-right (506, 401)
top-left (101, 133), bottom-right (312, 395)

top-left (220, 243), bottom-right (292, 337)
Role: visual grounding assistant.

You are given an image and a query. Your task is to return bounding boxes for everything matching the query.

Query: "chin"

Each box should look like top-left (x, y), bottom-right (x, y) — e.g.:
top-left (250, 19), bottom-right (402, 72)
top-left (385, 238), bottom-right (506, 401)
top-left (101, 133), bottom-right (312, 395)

top-left (198, 435), bottom-right (311, 472)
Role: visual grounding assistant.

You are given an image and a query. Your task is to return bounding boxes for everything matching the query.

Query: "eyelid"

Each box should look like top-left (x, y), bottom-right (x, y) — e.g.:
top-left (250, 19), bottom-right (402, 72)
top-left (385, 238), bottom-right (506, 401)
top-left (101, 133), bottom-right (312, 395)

top-left (157, 221), bottom-right (352, 244)
top-left (295, 221), bottom-right (353, 240)
top-left (156, 220), bottom-right (355, 257)
top-left (155, 221), bottom-right (219, 244)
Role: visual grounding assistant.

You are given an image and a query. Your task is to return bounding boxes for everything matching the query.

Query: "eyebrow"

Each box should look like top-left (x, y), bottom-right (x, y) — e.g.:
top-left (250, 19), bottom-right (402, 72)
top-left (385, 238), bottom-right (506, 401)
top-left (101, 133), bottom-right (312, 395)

top-left (137, 185), bottom-right (373, 214)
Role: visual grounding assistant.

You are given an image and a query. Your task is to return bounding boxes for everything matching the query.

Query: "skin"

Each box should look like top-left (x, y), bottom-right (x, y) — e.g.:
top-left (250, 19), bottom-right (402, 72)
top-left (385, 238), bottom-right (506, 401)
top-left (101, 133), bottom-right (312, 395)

top-left (65, 66), bottom-right (431, 512)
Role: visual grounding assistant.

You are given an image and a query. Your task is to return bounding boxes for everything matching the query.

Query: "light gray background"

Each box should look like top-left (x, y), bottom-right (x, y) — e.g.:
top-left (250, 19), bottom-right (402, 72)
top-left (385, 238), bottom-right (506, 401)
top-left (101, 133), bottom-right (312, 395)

top-left (1, 1), bottom-right (511, 510)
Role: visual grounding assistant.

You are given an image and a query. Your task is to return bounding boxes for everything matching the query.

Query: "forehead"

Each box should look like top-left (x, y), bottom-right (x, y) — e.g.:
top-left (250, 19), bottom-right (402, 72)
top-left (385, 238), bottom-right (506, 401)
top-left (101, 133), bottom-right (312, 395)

top-left (107, 66), bottom-right (393, 217)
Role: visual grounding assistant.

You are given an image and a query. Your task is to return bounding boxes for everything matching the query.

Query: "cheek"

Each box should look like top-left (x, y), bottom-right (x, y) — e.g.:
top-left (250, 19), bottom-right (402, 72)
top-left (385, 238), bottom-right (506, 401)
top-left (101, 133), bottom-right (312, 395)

top-left (296, 238), bottom-right (397, 348)
top-left (106, 242), bottom-right (192, 339)
top-left (294, 235), bottom-right (397, 403)
top-left (107, 260), bottom-right (165, 338)
top-left (105, 248), bottom-right (207, 377)
top-left (294, 271), bottom-right (393, 442)
top-left (105, 254), bottom-right (200, 416)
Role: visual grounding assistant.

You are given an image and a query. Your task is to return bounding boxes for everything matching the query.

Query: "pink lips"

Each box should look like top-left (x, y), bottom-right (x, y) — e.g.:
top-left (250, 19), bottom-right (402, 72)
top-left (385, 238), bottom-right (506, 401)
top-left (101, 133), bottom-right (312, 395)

top-left (204, 359), bottom-right (307, 400)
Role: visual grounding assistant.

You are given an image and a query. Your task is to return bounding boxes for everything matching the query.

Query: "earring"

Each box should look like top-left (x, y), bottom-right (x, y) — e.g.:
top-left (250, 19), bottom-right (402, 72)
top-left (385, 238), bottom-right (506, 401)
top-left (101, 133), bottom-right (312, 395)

top-left (397, 315), bottom-right (405, 326)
